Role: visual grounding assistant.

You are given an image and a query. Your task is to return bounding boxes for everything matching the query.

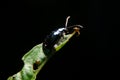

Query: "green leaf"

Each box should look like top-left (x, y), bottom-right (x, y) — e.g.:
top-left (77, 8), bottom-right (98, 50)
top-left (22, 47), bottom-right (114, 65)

top-left (7, 32), bottom-right (76, 80)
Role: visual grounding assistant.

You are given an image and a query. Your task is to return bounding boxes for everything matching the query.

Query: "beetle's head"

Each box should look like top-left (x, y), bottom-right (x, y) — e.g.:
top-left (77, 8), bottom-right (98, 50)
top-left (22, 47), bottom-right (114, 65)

top-left (64, 16), bottom-right (83, 36)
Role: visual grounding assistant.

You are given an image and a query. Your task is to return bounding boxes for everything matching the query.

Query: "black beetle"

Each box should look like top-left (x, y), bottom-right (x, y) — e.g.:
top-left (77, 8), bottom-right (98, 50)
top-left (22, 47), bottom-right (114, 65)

top-left (42, 16), bottom-right (83, 55)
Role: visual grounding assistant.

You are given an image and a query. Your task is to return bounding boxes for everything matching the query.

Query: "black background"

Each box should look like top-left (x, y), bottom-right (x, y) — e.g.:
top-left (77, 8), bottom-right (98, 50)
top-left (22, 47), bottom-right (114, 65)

top-left (1, 0), bottom-right (120, 80)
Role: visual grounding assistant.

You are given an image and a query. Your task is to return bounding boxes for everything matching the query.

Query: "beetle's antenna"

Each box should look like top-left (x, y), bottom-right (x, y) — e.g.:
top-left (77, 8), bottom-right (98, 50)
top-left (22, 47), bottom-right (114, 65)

top-left (65, 16), bottom-right (70, 28)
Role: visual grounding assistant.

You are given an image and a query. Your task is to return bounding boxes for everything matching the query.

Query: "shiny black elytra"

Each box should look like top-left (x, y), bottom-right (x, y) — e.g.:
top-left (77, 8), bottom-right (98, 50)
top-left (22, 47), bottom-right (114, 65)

top-left (42, 16), bottom-right (83, 55)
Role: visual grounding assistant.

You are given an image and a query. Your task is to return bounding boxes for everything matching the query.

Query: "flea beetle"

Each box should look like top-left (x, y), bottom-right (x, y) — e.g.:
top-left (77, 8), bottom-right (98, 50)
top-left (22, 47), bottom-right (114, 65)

top-left (43, 16), bottom-right (83, 55)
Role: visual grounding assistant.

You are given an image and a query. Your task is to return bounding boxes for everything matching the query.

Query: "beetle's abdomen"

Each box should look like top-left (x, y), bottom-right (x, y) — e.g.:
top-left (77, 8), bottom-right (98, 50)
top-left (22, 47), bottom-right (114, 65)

top-left (43, 32), bottom-right (61, 49)
top-left (42, 28), bottom-right (66, 55)
top-left (43, 28), bottom-right (65, 49)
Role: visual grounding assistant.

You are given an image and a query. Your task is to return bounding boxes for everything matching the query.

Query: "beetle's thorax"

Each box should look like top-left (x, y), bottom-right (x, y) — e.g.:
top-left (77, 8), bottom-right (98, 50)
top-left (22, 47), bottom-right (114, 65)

top-left (53, 28), bottom-right (66, 35)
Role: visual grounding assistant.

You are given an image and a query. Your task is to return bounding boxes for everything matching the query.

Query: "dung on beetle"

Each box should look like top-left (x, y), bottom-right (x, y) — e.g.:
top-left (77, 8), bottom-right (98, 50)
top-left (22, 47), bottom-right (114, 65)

top-left (43, 16), bottom-right (83, 55)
